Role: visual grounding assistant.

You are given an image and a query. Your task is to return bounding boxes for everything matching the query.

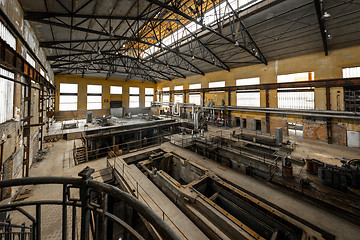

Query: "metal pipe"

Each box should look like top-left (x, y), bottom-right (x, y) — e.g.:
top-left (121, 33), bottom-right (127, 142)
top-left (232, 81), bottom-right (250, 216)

top-left (203, 106), bottom-right (360, 120)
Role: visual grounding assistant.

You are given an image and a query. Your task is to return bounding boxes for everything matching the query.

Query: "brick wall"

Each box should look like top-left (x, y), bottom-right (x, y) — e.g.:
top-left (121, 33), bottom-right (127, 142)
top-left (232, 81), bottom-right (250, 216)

top-left (332, 123), bottom-right (347, 145)
top-left (270, 117), bottom-right (287, 134)
top-left (303, 121), bottom-right (327, 142)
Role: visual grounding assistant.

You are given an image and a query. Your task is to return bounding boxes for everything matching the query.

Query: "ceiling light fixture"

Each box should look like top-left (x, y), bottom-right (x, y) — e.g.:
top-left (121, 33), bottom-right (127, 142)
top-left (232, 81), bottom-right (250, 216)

top-left (322, 11), bottom-right (331, 19)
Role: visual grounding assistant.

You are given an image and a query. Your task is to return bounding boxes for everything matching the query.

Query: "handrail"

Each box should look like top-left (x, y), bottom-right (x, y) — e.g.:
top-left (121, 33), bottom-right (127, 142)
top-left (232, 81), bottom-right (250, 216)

top-left (0, 175), bottom-right (181, 240)
top-left (110, 156), bottom-right (189, 240)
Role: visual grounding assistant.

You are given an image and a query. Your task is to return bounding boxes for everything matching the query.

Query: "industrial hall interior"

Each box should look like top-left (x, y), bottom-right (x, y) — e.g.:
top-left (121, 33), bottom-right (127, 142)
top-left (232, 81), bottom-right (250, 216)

top-left (1, 0), bottom-right (360, 239)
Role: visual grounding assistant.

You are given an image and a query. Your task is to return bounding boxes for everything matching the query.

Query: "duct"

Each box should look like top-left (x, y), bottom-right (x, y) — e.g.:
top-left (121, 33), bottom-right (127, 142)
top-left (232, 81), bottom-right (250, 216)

top-left (172, 103), bottom-right (180, 116)
top-left (203, 106), bottom-right (360, 120)
top-left (154, 101), bottom-right (360, 120)
top-left (194, 108), bottom-right (207, 130)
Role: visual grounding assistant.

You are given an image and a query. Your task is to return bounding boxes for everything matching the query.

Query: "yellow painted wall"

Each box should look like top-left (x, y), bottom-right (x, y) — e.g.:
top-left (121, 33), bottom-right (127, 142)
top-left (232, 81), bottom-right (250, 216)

top-left (54, 45), bottom-right (360, 131)
top-left (157, 45), bottom-right (360, 111)
top-left (54, 75), bottom-right (156, 112)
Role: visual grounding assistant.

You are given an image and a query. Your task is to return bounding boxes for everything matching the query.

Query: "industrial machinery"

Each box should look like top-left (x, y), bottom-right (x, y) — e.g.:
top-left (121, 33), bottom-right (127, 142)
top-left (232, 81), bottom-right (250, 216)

top-left (318, 158), bottom-right (360, 191)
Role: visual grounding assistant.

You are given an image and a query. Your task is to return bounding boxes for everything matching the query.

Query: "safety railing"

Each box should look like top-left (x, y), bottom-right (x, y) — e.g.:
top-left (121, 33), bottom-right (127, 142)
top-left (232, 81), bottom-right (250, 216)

top-left (109, 156), bottom-right (189, 240)
top-left (0, 167), bottom-right (180, 240)
top-left (0, 222), bottom-right (32, 240)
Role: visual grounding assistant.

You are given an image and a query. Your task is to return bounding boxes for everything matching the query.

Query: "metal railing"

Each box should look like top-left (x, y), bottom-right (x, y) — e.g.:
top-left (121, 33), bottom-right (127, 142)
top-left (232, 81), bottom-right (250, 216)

top-left (108, 156), bottom-right (189, 240)
top-left (0, 167), bottom-right (180, 240)
top-left (0, 222), bottom-right (32, 240)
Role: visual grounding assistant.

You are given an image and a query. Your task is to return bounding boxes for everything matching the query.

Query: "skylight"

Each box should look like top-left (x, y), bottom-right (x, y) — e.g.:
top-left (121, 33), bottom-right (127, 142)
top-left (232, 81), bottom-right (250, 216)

top-left (142, 0), bottom-right (263, 58)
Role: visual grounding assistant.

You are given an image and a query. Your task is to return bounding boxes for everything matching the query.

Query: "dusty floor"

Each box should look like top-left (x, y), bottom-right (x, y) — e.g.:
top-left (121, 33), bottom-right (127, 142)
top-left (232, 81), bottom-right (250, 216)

top-left (205, 125), bottom-right (360, 165)
top-left (158, 142), bottom-right (360, 240)
top-left (47, 117), bottom-right (167, 136)
top-left (8, 140), bottom-right (108, 239)
top-left (5, 121), bottom-right (360, 240)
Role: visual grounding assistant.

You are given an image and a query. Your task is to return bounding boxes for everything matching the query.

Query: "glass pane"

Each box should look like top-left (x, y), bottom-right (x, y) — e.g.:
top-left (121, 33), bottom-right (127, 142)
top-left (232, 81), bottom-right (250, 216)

top-left (26, 53), bottom-right (36, 68)
top-left (87, 85), bottom-right (102, 93)
top-left (60, 83), bottom-right (78, 93)
top-left (237, 92), bottom-right (260, 107)
top-left (129, 96), bottom-right (139, 108)
top-left (129, 87), bottom-right (139, 94)
top-left (189, 94), bottom-right (201, 105)
top-left (209, 81), bottom-right (225, 88)
top-left (110, 86), bottom-right (122, 94)
top-left (277, 72), bottom-right (313, 83)
top-left (0, 21), bottom-right (16, 50)
top-left (87, 96), bottom-right (101, 103)
top-left (162, 87), bottom-right (170, 91)
top-left (236, 77), bottom-right (260, 86)
top-left (162, 94), bottom-right (170, 102)
top-left (0, 75), bottom-right (14, 123)
top-left (343, 67), bottom-right (360, 78)
top-left (145, 88), bottom-right (154, 95)
top-left (278, 91), bottom-right (314, 109)
top-left (189, 84), bottom-right (201, 89)
top-left (174, 94), bottom-right (183, 103)
top-left (60, 95), bottom-right (77, 103)
top-left (145, 96), bottom-right (153, 107)
top-left (174, 85), bottom-right (183, 90)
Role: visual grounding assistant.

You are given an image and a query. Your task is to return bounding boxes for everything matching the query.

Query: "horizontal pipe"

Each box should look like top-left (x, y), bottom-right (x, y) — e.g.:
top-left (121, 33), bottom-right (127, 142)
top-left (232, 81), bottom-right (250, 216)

top-left (203, 106), bottom-right (360, 120)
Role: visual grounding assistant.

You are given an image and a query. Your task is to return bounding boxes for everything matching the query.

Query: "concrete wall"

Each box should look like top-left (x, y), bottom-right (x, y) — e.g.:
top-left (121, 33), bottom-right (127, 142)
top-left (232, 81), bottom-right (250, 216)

top-left (0, 0), bottom-right (54, 199)
top-left (54, 75), bottom-right (156, 120)
top-left (0, 0), bottom-right (54, 82)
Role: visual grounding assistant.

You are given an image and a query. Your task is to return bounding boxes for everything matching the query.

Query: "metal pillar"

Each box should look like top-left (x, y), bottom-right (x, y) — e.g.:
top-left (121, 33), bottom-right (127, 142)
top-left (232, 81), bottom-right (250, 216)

top-left (78, 167), bottom-right (94, 240)
top-left (39, 82), bottom-right (45, 151)
top-left (326, 87), bottom-right (332, 144)
top-left (227, 91), bottom-right (232, 127)
top-left (23, 77), bottom-right (32, 177)
top-left (265, 90), bottom-right (270, 133)
top-left (36, 204), bottom-right (41, 240)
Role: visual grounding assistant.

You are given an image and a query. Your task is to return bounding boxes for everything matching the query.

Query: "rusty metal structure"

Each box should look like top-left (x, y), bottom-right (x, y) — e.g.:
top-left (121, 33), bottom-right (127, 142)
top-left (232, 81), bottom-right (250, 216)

top-left (0, 167), bottom-right (180, 240)
top-left (17, 0), bottom-right (360, 82)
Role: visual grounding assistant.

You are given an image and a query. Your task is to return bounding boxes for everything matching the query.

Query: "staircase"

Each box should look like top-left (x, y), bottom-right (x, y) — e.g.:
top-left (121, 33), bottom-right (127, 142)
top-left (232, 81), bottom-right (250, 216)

top-left (74, 146), bottom-right (87, 164)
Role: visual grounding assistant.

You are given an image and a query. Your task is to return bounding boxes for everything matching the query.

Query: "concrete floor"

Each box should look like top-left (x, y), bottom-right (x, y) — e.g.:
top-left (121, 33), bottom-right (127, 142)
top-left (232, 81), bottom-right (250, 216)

top-left (47, 117), bottom-right (164, 136)
top-left (204, 125), bottom-right (360, 166)
top-left (7, 121), bottom-right (360, 240)
top-left (157, 142), bottom-right (360, 240)
top-left (9, 140), bottom-right (109, 239)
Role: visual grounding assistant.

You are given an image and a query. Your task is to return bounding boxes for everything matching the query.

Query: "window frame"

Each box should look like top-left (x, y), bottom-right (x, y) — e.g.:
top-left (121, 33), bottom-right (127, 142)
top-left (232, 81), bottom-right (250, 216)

top-left (236, 77), bottom-right (260, 107)
top-left (59, 83), bottom-right (78, 111)
top-left (129, 87), bottom-right (140, 108)
top-left (0, 67), bottom-right (15, 123)
top-left (110, 86), bottom-right (123, 95)
top-left (145, 88), bottom-right (154, 107)
top-left (276, 72), bottom-right (315, 110)
top-left (87, 85), bottom-right (102, 110)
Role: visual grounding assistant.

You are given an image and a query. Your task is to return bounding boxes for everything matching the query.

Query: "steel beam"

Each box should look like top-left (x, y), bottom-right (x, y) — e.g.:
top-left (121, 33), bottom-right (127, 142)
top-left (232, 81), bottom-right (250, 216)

top-left (313, 0), bottom-right (329, 55)
top-left (160, 77), bottom-right (360, 94)
top-left (145, 0), bottom-right (267, 64)
top-left (30, 18), bottom-right (204, 76)
top-left (24, 11), bottom-right (178, 22)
